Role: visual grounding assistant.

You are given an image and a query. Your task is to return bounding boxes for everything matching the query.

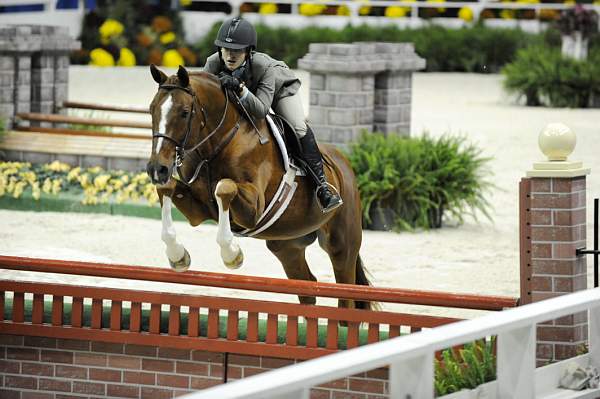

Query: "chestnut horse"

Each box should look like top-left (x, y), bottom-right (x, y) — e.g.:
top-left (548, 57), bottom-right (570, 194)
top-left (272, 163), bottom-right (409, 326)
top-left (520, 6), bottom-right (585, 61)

top-left (146, 65), bottom-right (372, 310)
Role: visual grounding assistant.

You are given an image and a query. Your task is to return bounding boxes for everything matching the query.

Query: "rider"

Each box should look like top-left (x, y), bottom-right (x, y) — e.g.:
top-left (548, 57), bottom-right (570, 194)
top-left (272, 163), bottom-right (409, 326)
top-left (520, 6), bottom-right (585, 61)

top-left (202, 17), bottom-right (343, 213)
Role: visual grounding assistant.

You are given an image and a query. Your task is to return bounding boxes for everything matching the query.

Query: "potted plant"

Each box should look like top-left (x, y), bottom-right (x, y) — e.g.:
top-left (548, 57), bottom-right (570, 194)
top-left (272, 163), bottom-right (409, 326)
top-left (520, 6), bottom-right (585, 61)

top-left (348, 132), bottom-right (493, 231)
top-left (556, 4), bottom-right (599, 60)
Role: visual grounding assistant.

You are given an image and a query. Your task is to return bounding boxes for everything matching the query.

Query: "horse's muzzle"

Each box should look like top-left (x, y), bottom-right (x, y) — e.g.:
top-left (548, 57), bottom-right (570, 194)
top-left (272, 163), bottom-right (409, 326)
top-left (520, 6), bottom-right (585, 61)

top-left (146, 161), bottom-right (172, 185)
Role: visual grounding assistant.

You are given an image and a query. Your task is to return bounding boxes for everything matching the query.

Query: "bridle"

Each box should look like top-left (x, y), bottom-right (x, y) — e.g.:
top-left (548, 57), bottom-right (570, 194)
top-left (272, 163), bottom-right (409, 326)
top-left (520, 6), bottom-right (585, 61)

top-left (152, 83), bottom-right (240, 185)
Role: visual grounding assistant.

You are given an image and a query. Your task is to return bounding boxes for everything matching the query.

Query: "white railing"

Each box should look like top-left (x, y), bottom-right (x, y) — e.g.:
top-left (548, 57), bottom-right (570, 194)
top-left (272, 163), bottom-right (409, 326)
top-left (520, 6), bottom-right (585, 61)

top-left (193, 0), bottom-right (600, 21)
top-left (181, 288), bottom-right (600, 399)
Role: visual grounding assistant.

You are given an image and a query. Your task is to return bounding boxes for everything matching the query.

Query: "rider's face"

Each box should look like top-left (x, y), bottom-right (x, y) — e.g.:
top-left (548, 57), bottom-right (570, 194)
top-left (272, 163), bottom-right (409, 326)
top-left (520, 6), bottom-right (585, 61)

top-left (221, 48), bottom-right (247, 71)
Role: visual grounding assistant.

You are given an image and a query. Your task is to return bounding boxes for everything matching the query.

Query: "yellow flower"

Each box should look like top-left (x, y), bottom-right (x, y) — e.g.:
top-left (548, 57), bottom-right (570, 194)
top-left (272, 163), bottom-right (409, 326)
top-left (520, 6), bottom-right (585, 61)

top-left (0, 175), bottom-right (6, 197)
top-left (83, 187), bottom-right (99, 205)
top-left (99, 19), bottom-right (124, 39)
top-left (359, 4), bottom-right (371, 15)
top-left (94, 174), bottom-right (111, 190)
top-left (500, 8), bottom-right (515, 19)
top-left (299, 3), bottom-right (326, 16)
top-left (51, 179), bottom-right (62, 195)
top-left (162, 49), bottom-right (185, 67)
top-left (427, 0), bottom-right (446, 13)
top-left (259, 3), bottom-right (278, 14)
top-left (117, 47), bottom-right (136, 67)
top-left (89, 48), bottom-right (115, 67)
top-left (20, 171), bottom-right (36, 185)
top-left (385, 5), bottom-right (408, 17)
top-left (6, 176), bottom-right (16, 195)
top-left (160, 31), bottom-right (177, 45)
top-left (13, 181), bottom-right (26, 199)
top-left (67, 167), bottom-right (81, 182)
top-left (78, 174), bottom-right (90, 188)
top-left (45, 160), bottom-right (71, 172)
top-left (458, 6), bottom-right (474, 21)
top-left (31, 182), bottom-right (40, 200)
top-left (337, 5), bottom-right (351, 15)
top-left (42, 178), bottom-right (52, 194)
top-left (2, 167), bottom-right (18, 177)
top-left (111, 179), bottom-right (124, 190)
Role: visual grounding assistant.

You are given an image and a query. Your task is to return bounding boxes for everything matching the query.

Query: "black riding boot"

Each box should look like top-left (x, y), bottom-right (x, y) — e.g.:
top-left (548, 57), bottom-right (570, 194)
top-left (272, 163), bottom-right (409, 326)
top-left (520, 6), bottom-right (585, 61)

top-left (299, 127), bottom-right (343, 213)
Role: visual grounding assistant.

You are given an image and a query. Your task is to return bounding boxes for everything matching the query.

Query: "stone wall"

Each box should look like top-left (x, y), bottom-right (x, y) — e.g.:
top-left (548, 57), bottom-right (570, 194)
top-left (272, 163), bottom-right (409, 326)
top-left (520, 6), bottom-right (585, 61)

top-left (299, 42), bottom-right (425, 148)
top-left (0, 25), bottom-right (79, 129)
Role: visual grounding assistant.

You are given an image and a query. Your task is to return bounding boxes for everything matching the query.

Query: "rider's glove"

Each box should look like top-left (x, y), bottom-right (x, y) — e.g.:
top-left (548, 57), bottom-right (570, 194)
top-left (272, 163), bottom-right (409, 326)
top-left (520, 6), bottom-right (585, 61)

top-left (219, 73), bottom-right (244, 95)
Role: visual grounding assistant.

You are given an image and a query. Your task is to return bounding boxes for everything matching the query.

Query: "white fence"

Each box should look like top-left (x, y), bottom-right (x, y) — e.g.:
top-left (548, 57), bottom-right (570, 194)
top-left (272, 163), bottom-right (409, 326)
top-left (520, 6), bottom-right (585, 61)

top-left (181, 288), bottom-right (600, 399)
top-left (2, 0), bottom-right (600, 41)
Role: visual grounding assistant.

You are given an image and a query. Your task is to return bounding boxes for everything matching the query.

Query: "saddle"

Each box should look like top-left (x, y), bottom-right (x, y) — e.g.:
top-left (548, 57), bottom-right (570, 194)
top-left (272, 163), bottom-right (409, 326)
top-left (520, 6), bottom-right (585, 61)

top-left (234, 112), bottom-right (304, 238)
top-left (265, 112), bottom-right (306, 176)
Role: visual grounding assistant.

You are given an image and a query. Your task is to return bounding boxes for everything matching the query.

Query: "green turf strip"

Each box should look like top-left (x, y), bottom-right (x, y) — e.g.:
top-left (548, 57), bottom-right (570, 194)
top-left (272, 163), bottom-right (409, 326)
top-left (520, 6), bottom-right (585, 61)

top-left (0, 191), bottom-right (187, 221)
top-left (3, 298), bottom-right (391, 349)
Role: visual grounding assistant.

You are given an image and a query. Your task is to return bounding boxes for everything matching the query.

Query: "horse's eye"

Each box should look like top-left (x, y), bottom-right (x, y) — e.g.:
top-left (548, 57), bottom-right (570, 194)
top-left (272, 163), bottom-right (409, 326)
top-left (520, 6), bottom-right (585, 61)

top-left (181, 110), bottom-right (189, 118)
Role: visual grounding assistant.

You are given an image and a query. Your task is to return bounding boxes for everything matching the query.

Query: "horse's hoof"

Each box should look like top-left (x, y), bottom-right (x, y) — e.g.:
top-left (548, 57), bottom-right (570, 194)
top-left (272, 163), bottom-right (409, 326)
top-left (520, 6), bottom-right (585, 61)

top-left (169, 248), bottom-right (191, 272)
top-left (224, 250), bottom-right (243, 269)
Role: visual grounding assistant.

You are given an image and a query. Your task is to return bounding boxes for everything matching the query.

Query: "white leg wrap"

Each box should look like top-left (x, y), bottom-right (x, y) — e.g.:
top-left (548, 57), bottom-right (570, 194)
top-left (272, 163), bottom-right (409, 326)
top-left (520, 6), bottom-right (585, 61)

top-left (161, 196), bottom-right (185, 262)
top-left (215, 185), bottom-right (243, 269)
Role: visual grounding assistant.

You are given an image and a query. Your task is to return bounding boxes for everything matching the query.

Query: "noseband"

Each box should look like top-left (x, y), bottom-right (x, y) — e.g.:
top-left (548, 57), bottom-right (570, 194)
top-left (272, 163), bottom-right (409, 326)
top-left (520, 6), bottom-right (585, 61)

top-left (152, 83), bottom-right (240, 185)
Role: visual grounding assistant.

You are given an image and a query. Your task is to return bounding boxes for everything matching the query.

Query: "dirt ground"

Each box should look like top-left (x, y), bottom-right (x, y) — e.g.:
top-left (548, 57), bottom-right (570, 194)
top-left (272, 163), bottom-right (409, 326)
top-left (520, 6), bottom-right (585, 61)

top-left (1, 69), bottom-right (599, 320)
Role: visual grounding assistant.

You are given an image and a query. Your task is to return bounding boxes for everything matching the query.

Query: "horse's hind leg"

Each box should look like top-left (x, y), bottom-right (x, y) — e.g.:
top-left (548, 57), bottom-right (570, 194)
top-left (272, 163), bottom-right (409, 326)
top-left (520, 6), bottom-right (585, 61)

top-left (266, 233), bottom-right (318, 305)
top-left (318, 217), bottom-right (369, 310)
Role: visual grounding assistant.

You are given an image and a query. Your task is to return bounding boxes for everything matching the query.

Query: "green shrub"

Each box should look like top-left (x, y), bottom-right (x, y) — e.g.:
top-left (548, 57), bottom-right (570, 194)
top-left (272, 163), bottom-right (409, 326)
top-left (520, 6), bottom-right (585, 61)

top-left (502, 46), bottom-right (600, 107)
top-left (195, 22), bottom-right (542, 72)
top-left (435, 338), bottom-right (496, 396)
top-left (348, 132), bottom-right (492, 231)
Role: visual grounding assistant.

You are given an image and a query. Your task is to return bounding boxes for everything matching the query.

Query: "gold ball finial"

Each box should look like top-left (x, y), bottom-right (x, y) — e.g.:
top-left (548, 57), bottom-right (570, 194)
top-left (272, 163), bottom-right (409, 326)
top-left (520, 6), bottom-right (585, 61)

top-left (538, 123), bottom-right (576, 161)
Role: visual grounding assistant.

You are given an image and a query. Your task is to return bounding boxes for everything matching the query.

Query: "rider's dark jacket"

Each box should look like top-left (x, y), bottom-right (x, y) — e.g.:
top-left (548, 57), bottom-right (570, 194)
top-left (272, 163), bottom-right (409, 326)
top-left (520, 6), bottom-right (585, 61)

top-left (202, 51), bottom-right (301, 119)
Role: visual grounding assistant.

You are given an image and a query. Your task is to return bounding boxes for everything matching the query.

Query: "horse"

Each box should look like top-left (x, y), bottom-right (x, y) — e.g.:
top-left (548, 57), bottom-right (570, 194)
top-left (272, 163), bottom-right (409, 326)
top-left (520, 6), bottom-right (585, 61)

top-left (146, 65), bottom-right (373, 310)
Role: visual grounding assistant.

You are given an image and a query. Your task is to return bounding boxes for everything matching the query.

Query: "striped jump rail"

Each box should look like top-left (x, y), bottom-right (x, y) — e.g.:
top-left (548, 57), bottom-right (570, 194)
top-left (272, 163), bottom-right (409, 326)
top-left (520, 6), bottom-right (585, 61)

top-left (0, 256), bottom-right (518, 360)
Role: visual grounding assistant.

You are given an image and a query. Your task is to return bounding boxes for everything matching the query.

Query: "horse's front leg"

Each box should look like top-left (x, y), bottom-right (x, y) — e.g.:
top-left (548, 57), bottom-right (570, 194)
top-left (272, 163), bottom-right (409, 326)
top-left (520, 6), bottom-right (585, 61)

top-left (160, 194), bottom-right (191, 272)
top-left (214, 179), bottom-right (244, 269)
top-left (214, 178), bottom-right (263, 269)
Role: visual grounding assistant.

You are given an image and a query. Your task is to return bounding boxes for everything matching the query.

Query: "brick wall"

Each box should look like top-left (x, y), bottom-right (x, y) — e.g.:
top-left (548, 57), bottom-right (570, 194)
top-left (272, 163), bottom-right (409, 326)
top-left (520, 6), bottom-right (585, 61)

top-left (0, 334), bottom-right (389, 398)
top-left (522, 176), bottom-right (588, 365)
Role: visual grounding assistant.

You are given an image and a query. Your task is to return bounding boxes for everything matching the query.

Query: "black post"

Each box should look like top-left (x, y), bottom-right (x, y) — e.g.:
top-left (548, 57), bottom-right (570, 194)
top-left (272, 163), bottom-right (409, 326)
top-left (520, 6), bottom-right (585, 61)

top-left (576, 198), bottom-right (599, 287)
top-left (594, 198), bottom-right (598, 288)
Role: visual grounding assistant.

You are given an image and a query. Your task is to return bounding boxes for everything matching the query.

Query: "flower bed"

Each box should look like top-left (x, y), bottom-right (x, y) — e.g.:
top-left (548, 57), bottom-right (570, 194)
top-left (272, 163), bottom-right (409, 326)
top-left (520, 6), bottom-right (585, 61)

top-left (0, 161), bottom-right (187, 220)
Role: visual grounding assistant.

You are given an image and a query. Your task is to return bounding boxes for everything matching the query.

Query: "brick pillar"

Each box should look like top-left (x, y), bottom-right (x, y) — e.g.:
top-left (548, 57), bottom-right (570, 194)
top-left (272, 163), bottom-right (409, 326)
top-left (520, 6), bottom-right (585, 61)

top-left (520, 122), bottom-right (591, 366)
top-left (298, 42), bottom-right (425, 148)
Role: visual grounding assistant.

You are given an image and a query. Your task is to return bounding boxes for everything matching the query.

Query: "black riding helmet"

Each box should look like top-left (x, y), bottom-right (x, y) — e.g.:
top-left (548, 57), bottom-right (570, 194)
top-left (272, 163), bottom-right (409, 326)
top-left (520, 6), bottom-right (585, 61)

top-left (214, 17), bottom-right (257, 50)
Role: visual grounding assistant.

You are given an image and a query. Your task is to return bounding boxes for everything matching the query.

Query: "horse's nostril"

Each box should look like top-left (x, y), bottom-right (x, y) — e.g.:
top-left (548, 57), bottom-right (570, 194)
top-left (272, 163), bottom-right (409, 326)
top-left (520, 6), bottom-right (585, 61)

top-left (158, 165), bottom-right (169, 177)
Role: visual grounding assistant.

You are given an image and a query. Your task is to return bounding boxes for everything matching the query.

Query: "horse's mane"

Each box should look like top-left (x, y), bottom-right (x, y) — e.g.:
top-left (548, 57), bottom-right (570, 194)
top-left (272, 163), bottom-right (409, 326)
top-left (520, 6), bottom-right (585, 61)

top-left (163, 70), bottom-right (220, 89)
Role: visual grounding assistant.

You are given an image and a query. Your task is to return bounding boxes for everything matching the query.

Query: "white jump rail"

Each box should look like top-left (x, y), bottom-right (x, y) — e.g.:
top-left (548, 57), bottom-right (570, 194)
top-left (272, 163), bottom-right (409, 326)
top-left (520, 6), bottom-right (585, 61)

top-left (182, 288), bottom-right (600, 399)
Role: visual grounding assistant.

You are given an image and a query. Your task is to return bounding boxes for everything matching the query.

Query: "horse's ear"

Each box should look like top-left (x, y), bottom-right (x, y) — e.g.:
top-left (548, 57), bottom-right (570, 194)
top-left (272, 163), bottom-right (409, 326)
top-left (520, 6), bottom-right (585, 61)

top-left (177, 65), bottom-right (189, 88)
top-left (150, 64), bottom-right (167, 85)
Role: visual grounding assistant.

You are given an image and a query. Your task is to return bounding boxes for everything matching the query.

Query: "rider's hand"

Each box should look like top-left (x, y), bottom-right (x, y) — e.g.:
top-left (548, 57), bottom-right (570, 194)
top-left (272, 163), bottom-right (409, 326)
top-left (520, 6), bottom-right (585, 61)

top-left (219, 73), bottom-right (244, 95)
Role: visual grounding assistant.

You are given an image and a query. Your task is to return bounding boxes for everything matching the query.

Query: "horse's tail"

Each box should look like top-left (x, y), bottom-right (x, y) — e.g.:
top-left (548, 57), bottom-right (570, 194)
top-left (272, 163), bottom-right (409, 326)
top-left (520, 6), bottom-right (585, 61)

top-left (355, 255), bottom-right (380, 311)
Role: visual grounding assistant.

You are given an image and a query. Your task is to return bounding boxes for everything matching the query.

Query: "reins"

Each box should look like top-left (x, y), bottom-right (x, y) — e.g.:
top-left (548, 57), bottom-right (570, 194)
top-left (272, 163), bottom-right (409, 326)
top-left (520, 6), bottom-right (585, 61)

top-left (152, 83), bottom-right (240, 186)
